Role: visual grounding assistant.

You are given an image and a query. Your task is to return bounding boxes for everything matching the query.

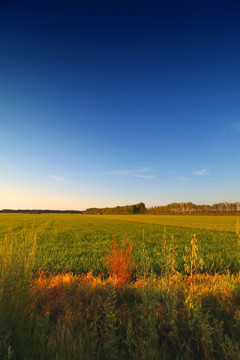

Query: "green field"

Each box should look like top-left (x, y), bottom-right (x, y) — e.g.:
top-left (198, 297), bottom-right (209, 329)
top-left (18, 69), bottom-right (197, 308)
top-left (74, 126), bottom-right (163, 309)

top-left (100, 214), bottom-right (239, 232)
top-left (1, 213), bottom-right (240, 359)
top-left (0, 213), bottom-right (239, 274)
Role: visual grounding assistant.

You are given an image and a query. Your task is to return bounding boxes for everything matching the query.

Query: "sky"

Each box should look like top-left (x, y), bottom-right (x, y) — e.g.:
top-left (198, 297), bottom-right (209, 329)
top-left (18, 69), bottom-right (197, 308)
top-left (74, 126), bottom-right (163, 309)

top-left (0, 0), bottom-right (239, 210)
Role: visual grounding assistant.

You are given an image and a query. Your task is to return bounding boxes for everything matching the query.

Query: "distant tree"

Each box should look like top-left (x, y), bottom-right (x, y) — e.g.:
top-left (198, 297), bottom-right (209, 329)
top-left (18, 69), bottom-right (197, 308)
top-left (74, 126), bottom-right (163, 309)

top-left (135, 202), bottom-right (146, 214)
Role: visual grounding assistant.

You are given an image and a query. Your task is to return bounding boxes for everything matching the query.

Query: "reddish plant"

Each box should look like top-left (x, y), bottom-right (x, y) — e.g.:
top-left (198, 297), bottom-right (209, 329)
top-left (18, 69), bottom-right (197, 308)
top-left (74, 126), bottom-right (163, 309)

top-left (103, 237), bottom-right (135, 286)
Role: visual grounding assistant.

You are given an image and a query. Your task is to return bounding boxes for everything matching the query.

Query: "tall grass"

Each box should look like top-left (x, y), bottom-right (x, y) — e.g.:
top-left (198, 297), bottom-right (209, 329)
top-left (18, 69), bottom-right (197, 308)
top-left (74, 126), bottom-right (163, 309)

top-left (28, 270), bottom-right (240, 359)
top-left (0, 230), bottom-right (38, 358)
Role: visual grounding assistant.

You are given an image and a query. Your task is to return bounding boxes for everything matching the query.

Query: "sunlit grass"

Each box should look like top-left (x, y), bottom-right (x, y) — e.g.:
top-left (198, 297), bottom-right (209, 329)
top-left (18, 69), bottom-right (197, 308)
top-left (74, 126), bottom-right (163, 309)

top-left (0, 213), bottom-right (239, 275)
top-left (27, 270), bottom-right (240, 360)
top-left (0, 227), bottom-right (240, 359)
top-left (99, 214), bottom-right (239, 232)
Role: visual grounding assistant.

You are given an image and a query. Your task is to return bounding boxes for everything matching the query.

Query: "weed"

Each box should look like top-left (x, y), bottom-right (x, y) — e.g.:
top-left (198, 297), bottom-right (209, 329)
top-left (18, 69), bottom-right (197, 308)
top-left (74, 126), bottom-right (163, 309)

top-left (103, 237), bottom-right (134, 286)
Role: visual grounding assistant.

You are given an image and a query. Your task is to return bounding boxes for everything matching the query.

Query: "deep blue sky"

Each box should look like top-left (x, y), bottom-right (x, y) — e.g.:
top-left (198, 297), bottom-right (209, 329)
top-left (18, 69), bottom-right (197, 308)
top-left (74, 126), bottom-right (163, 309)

top-left (0, 0), bottom-right (239, 209)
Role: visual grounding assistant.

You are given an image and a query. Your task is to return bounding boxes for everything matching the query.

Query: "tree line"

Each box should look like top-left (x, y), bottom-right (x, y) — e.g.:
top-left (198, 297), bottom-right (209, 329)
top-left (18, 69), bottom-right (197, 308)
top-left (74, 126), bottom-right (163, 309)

top-left (1, 202), bottom-right (239, 215)
top-left (83, 202), bottom-right (240, 215)
top-left (147, 202), bottom-right (240, 214)
top-left (83, 202), bottom-right (146, 214)
top-left (0, 209), bottom-right (82, 214)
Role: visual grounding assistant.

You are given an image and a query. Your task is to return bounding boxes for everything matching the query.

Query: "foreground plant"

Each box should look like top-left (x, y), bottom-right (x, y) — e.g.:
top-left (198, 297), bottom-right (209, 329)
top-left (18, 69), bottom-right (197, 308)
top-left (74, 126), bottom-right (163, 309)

top-left (103, 237), bottom-right (135, 286)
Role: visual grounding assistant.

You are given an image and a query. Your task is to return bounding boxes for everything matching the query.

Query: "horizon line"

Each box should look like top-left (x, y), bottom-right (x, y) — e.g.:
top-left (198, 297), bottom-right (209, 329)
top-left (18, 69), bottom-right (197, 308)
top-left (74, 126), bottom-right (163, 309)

top-left (1, 200), bottom-right (240, 213)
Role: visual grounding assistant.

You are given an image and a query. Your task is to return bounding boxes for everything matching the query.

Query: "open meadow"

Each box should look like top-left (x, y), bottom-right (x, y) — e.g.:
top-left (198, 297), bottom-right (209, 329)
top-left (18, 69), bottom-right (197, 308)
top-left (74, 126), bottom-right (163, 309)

top-left (0, 213), bottom-right (239, 274)
top-left (1, 213), bottom-right (240, 359)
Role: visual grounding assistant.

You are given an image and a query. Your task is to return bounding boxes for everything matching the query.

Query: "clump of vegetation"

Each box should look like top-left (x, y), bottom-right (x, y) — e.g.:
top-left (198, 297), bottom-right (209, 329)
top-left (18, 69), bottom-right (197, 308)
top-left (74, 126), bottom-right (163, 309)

top-left (103, 237), bottom-right (134, 286)
top-left (0, 230), bottom-right (38, 358)
top-left (26, 269), bottom-right (240, 359)
top-left (184, 234), bottom-right (204, 277)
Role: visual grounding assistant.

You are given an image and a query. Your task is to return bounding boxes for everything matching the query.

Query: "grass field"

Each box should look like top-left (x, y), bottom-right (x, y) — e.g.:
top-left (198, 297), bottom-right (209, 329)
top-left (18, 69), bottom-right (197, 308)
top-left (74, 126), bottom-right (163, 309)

top-left (100, 214), bottom-right (239, 232)
top-left (0, 213), bottom-right (239, 274)
top-left (1, 213), bottom-right (240, 359)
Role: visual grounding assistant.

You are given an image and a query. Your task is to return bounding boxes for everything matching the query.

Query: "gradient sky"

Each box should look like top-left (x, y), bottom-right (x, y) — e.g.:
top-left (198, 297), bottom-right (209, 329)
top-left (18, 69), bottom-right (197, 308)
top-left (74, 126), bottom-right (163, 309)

top-left (0, 0), bottom-right (239, 210)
